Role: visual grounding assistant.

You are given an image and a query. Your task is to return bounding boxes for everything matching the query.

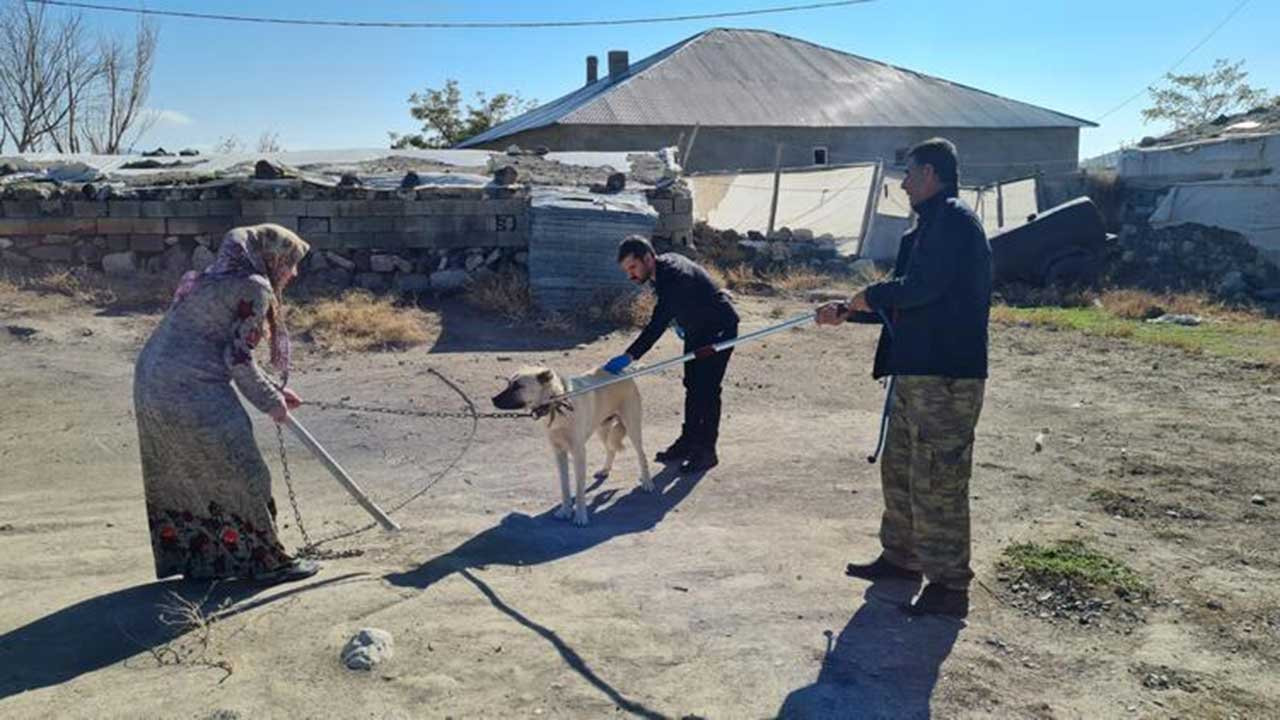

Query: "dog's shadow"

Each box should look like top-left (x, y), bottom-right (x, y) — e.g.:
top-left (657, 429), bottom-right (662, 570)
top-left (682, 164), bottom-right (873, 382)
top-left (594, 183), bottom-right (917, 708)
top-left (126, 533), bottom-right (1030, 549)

top-left (386, 465), bottom-right (696, 590)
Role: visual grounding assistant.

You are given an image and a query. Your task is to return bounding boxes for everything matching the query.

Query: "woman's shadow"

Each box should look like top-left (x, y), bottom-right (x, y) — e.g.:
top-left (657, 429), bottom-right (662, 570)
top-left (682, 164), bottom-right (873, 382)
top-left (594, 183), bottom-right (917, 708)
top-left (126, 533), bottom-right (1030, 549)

top-left (777, 579), bottom-right (962, 720)
top-left (0, 573), bottom-right (361, 700)
top-left (386, 465), bottom-right (695, 590)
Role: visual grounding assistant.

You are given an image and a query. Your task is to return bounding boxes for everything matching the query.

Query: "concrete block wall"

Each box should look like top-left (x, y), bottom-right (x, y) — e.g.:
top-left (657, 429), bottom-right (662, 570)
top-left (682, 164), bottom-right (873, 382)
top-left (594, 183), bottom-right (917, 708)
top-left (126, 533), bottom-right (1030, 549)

top-left (0, 182), bottom-right (533, 292)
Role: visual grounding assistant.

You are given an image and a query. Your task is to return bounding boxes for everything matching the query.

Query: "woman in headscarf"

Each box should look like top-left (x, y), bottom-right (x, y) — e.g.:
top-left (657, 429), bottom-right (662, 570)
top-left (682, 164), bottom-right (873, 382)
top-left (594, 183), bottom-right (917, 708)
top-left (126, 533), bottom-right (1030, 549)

top-left (134, 223), bottom-right (318, 584)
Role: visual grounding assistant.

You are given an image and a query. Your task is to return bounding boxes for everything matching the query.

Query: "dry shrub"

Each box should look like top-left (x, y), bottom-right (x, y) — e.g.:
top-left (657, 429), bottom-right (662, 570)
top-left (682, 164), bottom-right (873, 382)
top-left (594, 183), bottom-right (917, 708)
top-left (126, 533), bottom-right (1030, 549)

top-left (604, 289), bottom-right (656, 329)
top-left (463, 269), bottom-right (534, 320)
top-left (290, 290), bottom-right (437, 352)
top-left (1097, 288), bottom-right (1257, 321)
top-left (0, 266), bottom-right (176, 309)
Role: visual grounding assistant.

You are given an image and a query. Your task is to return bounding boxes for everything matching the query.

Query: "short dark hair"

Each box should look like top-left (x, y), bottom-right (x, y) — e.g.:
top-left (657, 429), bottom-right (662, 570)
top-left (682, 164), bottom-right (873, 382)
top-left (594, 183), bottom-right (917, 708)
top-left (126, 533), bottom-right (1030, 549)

top-left (617, 235), bottom-right (655, 263)
top-left (907, 138), bottom-right (959, 191)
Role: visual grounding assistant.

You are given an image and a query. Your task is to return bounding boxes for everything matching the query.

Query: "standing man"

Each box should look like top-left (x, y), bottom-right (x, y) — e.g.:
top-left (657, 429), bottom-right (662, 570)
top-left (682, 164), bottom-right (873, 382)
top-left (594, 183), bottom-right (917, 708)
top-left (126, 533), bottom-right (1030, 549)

top-left (816, 138), bottom-right (991, 619)
top-left (605, 236), bottom-right (739, 475)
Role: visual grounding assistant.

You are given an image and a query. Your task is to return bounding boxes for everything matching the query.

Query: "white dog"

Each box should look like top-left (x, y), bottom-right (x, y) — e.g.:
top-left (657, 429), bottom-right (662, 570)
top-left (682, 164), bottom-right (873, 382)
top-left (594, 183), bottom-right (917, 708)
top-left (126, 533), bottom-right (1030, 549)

top-left (492, 366), bottom-right (653, 526)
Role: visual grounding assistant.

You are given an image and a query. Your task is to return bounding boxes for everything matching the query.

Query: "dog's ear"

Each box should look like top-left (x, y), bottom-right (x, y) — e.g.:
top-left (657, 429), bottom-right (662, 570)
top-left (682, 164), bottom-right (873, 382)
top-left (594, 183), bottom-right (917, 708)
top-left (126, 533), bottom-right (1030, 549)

top-left (536, 370), bottom-right (554, 385)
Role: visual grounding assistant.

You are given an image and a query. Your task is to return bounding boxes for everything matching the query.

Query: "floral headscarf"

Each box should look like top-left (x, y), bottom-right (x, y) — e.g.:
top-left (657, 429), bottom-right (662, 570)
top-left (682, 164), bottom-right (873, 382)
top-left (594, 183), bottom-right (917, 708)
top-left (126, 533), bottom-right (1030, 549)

top-left (173, 223), bottom-right (310, 385)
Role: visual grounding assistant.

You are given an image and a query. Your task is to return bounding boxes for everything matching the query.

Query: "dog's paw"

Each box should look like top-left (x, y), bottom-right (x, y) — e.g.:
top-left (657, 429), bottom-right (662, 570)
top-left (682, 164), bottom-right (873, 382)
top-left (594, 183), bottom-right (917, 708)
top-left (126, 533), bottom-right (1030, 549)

top-left (554, 504), bottom-right (573, 521)
top-left (573, 509), bottom-right (589, 526)
top-left (593, 469), bottom-right (610, 480)
top-left (639, 478), bottom-right (655, 493)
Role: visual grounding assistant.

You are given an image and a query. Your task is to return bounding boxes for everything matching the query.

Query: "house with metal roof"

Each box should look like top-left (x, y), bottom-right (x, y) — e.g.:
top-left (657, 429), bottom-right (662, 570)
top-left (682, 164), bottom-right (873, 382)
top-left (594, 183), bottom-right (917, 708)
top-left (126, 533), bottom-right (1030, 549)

top-left (460, 28), bottom-right (1096, 184)
top-left (455, 27), bottom-right (1095, 184)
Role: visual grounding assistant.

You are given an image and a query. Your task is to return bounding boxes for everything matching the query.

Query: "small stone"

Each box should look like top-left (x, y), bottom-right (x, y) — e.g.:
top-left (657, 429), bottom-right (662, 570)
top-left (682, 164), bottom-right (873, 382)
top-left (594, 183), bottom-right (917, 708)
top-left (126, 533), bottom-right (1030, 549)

top-left (0, 238), bottom-right (12, 250)
top-left (430, 269), bottom-right (468, 293)
top-left (102, 251), bottom-right (137, 276)
top-left (393, 273), bottom-right (431, 294)
top-left (1206, 599), bottom-right (1224, 611)
top-left (325, 252), bottom-right (356, 271)
top-left (354, 272), bottom-right (391, 293)
top-left (192, 245), bottom-right (216, 271)
top-left (1250, 494), bottom-right (1266, 506)
top-left (370, 254), bottom-right (404, 274)
top-left (493, 165), bottom-right (518, 186)
top-left (341, 628), bottom-right (394, 671)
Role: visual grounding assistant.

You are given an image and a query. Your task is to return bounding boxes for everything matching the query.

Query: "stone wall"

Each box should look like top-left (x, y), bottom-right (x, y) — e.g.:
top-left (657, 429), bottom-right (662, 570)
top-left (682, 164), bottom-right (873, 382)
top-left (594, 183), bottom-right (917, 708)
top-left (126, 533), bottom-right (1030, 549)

top-left (0, 178), bottom-right (695, 298)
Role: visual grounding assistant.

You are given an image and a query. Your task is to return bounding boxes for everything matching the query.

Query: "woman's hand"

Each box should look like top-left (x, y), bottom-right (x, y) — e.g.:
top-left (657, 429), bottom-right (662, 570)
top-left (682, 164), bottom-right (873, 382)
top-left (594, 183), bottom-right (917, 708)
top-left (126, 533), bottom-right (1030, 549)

top-left (282, 387), bottom-right (302, 410)
top-left (269, 404), bottom-right (290, 424)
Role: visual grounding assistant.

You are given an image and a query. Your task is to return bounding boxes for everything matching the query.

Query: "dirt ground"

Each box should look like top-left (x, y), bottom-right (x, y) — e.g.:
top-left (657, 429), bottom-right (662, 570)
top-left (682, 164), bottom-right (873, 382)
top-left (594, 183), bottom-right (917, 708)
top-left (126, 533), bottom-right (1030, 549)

top-left (1, 286), bottom-right (1278, 720)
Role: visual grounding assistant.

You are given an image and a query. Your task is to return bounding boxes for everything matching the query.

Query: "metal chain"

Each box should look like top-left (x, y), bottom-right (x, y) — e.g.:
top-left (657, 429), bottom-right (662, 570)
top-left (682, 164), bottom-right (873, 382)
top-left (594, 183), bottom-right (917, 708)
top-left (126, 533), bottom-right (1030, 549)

top-left (308, 398), bottom-right (533, 421)
top-left (275, 424), bottom-right (364, 560)
top-left (271, 367), bottom-right (529, 558)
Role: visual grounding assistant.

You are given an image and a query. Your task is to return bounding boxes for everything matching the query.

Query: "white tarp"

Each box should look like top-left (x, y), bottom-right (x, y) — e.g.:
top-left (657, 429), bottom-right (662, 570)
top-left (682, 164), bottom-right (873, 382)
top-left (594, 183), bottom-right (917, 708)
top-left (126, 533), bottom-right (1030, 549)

top-left (0, 148), bottom-right (667, 186)
top-left (690, 163), bottom-right (877, 248)
top-left (860, 173), bottom-right (1039, 261)
top-left (1118, 133), bottom-right (1280, 184)
top-left (1149, 180), bottom-right (1280, 267)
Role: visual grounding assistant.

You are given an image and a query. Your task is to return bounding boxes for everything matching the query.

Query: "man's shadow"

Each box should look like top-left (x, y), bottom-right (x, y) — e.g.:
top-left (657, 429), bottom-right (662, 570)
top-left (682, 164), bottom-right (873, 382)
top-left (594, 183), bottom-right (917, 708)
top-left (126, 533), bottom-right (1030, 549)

top-left (386, 465), bottom-right (695, 589)
top-left (777, 579), bottom-right (962, 720)
top-left (0, 573), bottom-right (362, 700)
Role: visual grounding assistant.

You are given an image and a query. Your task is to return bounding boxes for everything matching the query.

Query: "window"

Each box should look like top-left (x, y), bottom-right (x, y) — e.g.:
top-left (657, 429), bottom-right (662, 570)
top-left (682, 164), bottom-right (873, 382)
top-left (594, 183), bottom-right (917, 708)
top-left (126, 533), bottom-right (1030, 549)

top-left (813, 147), bottom-right (829, 166)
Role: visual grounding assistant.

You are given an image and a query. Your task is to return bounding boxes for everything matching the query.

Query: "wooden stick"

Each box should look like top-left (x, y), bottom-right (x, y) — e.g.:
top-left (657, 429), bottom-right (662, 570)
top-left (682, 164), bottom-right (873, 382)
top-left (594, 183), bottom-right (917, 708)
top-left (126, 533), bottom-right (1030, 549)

top-left (284, 416), bottom-right (400, 531)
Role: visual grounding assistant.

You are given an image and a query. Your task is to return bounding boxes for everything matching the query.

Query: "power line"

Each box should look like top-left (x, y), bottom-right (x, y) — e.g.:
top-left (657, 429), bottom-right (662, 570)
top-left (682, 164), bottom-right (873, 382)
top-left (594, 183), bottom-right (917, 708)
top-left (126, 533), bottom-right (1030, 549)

top-left (1093, 0), bottom-right (1250, 122)
top-left (24, 0), bottom-right (876, 29)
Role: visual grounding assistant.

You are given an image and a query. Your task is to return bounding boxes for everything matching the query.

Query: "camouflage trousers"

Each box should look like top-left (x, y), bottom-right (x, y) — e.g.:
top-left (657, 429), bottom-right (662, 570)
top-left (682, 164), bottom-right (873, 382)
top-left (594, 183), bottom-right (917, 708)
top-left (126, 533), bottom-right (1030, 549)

top-left (878, 375), bottom-right (986, 590)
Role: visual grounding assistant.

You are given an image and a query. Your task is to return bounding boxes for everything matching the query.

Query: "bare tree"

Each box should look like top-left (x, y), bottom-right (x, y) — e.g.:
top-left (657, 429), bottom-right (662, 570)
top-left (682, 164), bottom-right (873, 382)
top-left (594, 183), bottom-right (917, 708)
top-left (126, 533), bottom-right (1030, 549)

top-left (256, 131), bottom-right (282, 153)
top-left (213, 135), bottom-right (244, 154)
top-left (83, 19), bottom-right (158, 154)
top-left (0, 2), bottom-right (93, 152)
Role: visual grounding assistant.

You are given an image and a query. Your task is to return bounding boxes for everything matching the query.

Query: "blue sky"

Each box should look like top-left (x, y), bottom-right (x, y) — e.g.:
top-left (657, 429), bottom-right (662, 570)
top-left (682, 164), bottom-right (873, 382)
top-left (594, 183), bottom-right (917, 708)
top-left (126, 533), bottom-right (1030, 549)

top-left (70, 0), bottom-right (1279, 160)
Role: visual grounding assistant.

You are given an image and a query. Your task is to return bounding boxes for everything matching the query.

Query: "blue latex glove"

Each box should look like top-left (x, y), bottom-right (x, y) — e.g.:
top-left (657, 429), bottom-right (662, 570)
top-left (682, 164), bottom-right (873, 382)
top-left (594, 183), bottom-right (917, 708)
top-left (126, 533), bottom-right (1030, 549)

top-left (672, 321), bottom-right (685, 339)
top-left (603, 354), bottom-right (632, 375)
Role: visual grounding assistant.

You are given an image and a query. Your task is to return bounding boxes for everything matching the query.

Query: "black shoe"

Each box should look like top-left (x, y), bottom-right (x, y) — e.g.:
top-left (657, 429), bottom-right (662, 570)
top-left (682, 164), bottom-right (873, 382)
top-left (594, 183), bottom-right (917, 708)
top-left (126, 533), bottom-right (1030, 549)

top-left (655, 436), bottom-right (693, 463)
top-left (907, 583), bottom-right (969, 619)
top-left (253, 558), bottom-right (321, 586)
top-left (845, 556), bottom-right (922, 582)
top-left (679, 447), bottom-right (719, 474)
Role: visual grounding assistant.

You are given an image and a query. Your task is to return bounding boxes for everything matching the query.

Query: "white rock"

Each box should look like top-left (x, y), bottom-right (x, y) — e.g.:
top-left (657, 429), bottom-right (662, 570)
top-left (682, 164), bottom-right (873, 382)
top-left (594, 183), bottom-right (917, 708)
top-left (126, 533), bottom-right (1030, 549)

top-left (430, 269), bottom-right (468, 292)
top-left (325, 252), bottom-right (356, 270)
top-left (341, 628), bottom-right (394, 671)
top-left (102, 251), bottom-right (137, 276)
top-left (192, 245), bottom-right (216, 271)
top-left (0, 237), bottom-right (12, 250)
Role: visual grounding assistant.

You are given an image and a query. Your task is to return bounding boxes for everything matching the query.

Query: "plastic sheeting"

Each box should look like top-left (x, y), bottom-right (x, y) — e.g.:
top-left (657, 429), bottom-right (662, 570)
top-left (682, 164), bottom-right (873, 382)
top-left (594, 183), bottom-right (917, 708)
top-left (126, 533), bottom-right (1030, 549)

top-left (1118, 133), bottom-right (1280, 185)
top-left (0, 148), bottom-right (665, 187)
top-left (860, 173), bottom-right (1040, 261)
top-left (690, 163), bottom-right (877, 246)
top-left (1149, 181), bottom-right (1280, 267)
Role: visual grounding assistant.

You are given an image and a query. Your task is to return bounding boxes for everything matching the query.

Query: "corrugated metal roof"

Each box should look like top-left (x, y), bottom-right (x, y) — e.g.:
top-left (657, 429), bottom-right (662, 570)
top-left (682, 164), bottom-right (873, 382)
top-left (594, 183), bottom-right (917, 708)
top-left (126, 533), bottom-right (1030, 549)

top-left (462, 28), bottom-right (1095, 147)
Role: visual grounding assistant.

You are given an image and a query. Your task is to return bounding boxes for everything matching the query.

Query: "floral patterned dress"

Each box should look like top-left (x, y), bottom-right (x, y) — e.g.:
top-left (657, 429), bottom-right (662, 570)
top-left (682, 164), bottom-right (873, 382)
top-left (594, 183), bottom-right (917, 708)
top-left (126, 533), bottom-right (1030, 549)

top-left (133, 274), bottom-right (293, 580)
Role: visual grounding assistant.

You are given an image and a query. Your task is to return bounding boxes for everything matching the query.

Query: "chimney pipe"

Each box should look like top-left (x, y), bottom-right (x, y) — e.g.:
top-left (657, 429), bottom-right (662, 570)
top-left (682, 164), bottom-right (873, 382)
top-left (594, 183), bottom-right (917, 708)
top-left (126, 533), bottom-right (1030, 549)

top-left (607, 50), bottom-right (629, 79)
top-left (586, 55), bottom-right (598, 85)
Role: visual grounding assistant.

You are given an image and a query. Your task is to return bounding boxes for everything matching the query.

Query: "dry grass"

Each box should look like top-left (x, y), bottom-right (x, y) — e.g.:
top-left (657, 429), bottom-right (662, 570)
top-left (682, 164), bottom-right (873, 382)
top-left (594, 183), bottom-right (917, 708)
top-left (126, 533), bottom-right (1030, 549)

top-left (1096, 288), bottom-right (1260, 322)
top-left (289, 290), bottom-right (437, 352)
top-left (463, 269), bottom-right (535, 320)
top-left (706, 262), bottom-right (846, 296)
top-left (0, 266), bottom-right (176, 310)
top-left (602, 289), bottom-right (656, 329)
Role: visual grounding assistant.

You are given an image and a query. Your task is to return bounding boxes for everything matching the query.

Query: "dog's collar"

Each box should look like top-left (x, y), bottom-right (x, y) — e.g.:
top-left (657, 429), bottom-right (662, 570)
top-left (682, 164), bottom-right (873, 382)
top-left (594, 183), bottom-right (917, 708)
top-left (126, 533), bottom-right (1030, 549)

top-left (531, 398), bottom-right (573, 422)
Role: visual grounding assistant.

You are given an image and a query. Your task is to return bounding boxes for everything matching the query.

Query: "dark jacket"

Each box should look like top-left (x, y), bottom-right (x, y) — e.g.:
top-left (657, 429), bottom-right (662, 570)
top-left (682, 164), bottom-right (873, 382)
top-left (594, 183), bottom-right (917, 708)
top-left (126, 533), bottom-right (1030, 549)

top-left (851, 192), bottom-right (991, 379)
top-left (627, 253), bottom-right (738, 360)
